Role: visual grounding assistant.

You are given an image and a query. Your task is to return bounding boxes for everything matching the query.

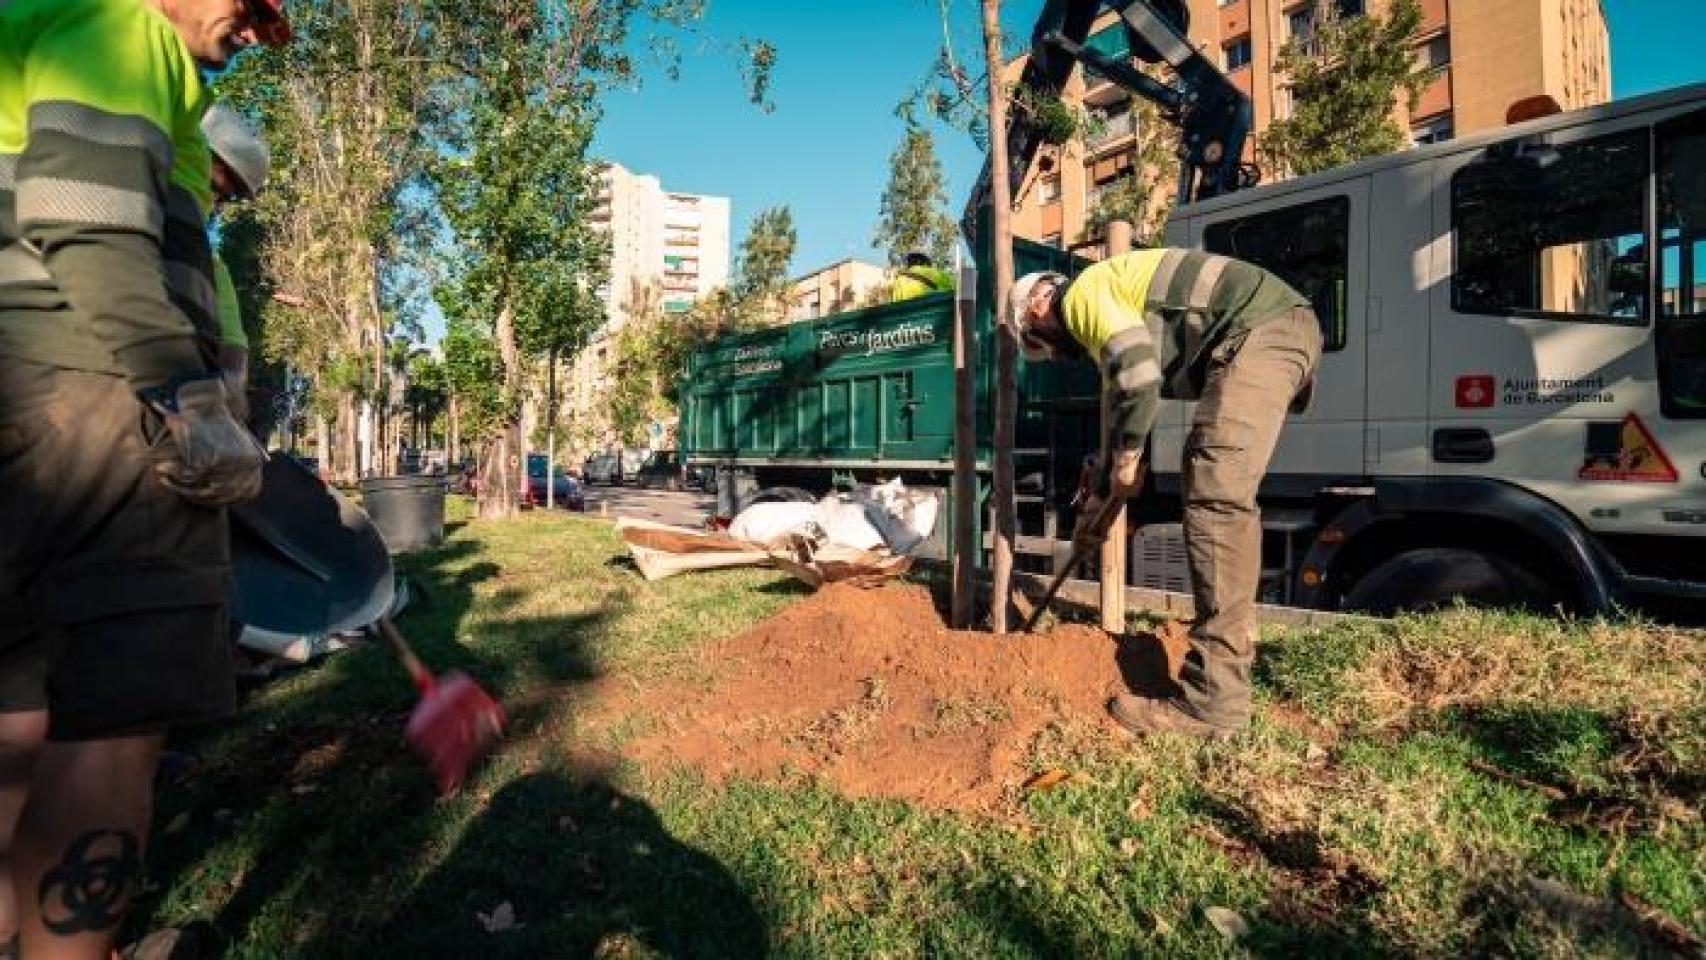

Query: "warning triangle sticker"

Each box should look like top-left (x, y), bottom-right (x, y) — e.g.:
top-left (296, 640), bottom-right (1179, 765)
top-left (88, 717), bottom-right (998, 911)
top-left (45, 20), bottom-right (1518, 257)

top-left (1578, 413), bottom-right (1679, 482)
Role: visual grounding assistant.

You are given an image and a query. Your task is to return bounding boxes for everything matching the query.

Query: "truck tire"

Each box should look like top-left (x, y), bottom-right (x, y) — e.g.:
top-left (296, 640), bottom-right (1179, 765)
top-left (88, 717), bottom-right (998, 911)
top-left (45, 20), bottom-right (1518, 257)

top-left (735, 486), bottom-right (817, 514)
top-left (1341, 547), bottom-right (1558, 616)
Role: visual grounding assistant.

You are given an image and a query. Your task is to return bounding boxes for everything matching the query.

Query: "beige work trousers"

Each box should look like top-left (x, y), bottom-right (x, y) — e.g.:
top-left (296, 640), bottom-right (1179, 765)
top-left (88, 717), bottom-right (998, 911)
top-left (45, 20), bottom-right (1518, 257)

top-left (1177, 307), bottom-right (1322, 726)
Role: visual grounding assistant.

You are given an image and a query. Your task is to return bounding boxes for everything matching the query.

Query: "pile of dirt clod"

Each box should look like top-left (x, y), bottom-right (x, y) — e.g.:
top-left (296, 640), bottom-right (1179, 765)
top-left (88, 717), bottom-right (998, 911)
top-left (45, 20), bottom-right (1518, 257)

top-left (605, 582), bottom-right (1189, 813)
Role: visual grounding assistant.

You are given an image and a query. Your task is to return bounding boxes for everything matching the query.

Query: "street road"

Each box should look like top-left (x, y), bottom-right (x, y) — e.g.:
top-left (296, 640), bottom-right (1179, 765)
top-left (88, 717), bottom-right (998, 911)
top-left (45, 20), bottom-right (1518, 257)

top-left (579, 484), bottom-right (714, 529)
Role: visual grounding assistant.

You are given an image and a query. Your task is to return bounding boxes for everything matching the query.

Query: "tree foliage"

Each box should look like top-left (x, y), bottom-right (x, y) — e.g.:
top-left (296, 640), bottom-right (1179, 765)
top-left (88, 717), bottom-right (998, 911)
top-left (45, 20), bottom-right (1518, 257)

top-left (732, 205), bottom-right (797, 324)
top-left (1258, 0), bottom-right (1427, 177)
top-left (875, 127), bottom-right (957, 267)
top-left (1081, 94), bottom-right (1180, 246)
top-left (211, 0), bottom-right (776, 498)
top-left (216, 0), bottom-right (439, 480)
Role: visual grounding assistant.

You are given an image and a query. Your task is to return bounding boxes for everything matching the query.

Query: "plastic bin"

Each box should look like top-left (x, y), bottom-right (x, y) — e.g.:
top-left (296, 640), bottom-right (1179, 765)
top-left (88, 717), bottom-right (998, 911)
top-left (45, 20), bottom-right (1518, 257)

top-left (360, 475), bottom-right (447, 553)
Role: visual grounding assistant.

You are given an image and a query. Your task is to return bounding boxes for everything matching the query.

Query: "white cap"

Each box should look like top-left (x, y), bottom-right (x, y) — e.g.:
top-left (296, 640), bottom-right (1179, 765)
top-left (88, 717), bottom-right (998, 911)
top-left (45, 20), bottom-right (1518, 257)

top-left (1005, 271), bottom-right (1067, 360)
top-left (202, 102), bottom-right (269, 199)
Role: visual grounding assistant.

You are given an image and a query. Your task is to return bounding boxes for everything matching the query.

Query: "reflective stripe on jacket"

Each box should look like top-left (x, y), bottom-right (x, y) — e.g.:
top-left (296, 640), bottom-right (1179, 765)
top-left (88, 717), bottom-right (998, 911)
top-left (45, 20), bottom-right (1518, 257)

top-left (1059, 248), bottom-right (1310, 451)
top-left (0, 0), bottom-right (216, 386)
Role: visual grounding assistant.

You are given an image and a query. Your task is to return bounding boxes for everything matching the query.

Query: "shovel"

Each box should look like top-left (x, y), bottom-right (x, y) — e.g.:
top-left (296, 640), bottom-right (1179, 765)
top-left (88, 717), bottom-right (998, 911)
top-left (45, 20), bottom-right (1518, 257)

top-left (376, 619), bottom-right (506, 795)
top-left (1015, 492), bottom-right (1130, 633)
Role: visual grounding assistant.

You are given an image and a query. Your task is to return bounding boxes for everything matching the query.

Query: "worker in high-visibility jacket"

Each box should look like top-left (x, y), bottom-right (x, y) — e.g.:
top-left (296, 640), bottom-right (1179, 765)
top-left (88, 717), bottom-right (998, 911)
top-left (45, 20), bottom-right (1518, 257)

top-left (0, 0), bottom-right (288, 955)
top-left (890, 251), bottom-right (956, 302)
top-left (1009, 250), bottom-right (1321, 739)
top-left (202, 101), bottom-right (271, 427)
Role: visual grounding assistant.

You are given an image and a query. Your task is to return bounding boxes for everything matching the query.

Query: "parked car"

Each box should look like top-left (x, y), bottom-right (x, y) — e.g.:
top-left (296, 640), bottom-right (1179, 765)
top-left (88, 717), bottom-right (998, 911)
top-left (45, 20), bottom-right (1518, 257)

top-left (525, 454), bottom-right (585, 510)
top-left (635, 450), bottom-right (685, 490)
top-left (583, 452), bottom-right (619, 485)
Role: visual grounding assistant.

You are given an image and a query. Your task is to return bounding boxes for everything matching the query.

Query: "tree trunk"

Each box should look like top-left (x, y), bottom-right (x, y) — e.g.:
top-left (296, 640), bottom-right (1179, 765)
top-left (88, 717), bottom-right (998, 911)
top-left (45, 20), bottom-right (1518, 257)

top-left (477, 298), bottom-right (522, 519)
top-left (546, 347), bottom-right (558, 509)
top-left (983, 0), bottom-right (1018, 634)
top-left (338, 392), bottom-right (359, 486)
top-left (951, 249), bottom-right (977, 628)
top-left (448, 393), bottom-right (461, 466)
top-left (315, 413), bottom-right (331, 481)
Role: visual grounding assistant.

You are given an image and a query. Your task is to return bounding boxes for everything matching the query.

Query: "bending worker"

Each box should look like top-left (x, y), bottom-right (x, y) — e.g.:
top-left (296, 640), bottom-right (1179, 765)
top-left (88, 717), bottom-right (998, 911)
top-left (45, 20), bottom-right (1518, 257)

top-left (0, 0), bottom-right (289, 957)
top-left (890, 251), bottom-right (955, 302)
top-left (1008, 249), bottom-right (1321, 739)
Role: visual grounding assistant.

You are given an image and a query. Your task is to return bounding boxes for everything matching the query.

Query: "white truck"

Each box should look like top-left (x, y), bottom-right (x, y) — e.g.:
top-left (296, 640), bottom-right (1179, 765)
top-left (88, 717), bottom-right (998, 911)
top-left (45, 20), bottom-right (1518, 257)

top-left (1132, 81), bottom-right (1706, 615)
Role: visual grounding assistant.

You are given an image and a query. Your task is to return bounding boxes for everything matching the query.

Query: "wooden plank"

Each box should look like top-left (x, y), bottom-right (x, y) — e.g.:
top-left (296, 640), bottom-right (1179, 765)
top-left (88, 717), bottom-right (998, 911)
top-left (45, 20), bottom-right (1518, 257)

top-left (1007, 570), bottom-right (1372, 629)
top-left (1100, 219), bottom-right (1133, 633)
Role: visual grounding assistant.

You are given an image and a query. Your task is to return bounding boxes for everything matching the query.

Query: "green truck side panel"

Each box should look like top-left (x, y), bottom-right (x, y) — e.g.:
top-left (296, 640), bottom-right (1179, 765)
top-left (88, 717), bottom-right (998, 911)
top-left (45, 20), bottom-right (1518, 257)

top-left (682, 236), bottom-right (1102, 472)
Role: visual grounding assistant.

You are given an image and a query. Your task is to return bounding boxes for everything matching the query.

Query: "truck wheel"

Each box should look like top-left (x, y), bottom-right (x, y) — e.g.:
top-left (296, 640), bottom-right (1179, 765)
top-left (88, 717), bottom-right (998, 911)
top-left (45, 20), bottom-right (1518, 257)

top-left (736, 486), bottom-right (816, 514)
top-left (1341, 547), bottom-right (1558, 616)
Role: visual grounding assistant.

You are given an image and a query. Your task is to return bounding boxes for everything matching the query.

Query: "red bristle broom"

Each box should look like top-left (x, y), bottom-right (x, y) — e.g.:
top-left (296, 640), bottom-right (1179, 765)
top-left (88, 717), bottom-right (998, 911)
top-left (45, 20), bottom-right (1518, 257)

top-left (377, 619), bottom-right (506, 795)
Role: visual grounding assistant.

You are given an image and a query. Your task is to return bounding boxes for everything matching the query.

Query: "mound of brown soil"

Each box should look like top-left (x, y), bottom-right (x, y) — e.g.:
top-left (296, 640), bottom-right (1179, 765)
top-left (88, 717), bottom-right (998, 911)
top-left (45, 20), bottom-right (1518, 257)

top-left (603, 583), bottom-right (1189, 813)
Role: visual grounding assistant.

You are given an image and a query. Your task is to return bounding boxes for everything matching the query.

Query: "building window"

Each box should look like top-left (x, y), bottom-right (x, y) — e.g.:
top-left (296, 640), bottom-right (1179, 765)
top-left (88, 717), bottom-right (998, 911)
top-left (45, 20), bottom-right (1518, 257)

top-left (1452, 128), bottom-right (1648, 323)
top-left (1042, 233), bottom-right (1063, 249)
top-left (1416, 32), bottom-right (1451, 72)
top-left (1411, 114), bottom-right (1454, 146)
top-left (1336, 0), bottom-right (1365, 17)
top-left (1203, 195), bottom-right (1352, 351)
top-left (1287, 7), bottom-right (1315, 41)
top-left (1223, 36), bottom-right (1252, 71)
top-left (1039, 175), bottom-right (1062, 205)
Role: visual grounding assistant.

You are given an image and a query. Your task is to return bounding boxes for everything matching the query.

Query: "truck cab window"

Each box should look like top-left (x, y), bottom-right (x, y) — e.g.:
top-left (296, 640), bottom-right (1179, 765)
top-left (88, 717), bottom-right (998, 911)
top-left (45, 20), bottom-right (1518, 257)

top-left (1658, 109), bottom-right (1706, 417)
top-left (1452, 128), bottom-right (1648, 322)
top-left (1202, 195), bottom-right (1351, 351)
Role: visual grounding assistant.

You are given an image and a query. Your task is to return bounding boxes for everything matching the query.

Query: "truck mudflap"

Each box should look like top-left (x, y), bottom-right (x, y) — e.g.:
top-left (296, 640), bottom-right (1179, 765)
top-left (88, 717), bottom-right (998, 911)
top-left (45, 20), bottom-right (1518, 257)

top-left (1293, 477), bottom-right (1624, 615)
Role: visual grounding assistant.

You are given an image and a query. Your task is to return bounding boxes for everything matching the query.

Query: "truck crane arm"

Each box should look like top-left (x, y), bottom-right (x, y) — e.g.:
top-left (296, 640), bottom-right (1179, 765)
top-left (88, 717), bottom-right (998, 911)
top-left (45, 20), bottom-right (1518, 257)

top-left (961, 0), bottom-right (1257, 243)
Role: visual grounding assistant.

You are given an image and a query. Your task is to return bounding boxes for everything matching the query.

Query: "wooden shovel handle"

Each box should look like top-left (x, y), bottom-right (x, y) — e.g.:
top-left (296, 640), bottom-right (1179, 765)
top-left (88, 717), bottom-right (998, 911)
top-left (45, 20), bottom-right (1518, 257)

top-left (377, 619), bottom-right (433, 693)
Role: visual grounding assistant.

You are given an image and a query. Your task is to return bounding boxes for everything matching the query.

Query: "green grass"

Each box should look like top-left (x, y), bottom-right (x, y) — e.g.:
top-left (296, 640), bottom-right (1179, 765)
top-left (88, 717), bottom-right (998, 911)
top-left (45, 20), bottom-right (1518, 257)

top-left (131, 501), bottom-right (1706, 958)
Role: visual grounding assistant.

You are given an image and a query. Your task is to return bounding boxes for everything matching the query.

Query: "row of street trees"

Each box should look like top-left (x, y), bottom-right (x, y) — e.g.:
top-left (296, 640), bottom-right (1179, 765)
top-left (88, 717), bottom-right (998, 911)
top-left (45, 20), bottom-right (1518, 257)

top-left (220, 0), bottom-right (774, 518)
top-left (220, 0), bottom-right (1425, 527)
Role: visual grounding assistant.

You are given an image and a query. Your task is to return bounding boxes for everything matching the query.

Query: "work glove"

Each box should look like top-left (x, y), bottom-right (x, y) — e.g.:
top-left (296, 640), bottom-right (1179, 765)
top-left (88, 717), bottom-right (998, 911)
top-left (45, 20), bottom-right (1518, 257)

top-left (1073, 451), bottom-right (1143, 546)
top-left (218, 346), bottom-right (251, 423)
top-left (144, 376), bottom-right (267, 507)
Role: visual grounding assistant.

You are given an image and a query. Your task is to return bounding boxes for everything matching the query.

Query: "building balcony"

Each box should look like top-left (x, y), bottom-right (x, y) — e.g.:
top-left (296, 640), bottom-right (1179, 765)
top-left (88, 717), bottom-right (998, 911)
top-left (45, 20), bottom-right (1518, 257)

top-left (1414, 66), bottom-right (1452, 120)
top-left (1085, 110), bottom-right (1137, 150)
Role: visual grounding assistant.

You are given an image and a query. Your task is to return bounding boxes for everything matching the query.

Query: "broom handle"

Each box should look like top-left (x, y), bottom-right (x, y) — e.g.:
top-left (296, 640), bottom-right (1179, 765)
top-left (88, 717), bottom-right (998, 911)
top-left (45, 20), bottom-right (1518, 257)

top-left (377, 619), bottom-right (435, 693)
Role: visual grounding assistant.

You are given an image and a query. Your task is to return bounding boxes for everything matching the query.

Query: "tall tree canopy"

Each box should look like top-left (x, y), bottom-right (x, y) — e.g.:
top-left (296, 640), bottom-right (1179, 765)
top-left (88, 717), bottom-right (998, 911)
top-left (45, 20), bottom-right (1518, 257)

top-left (732, 205), bottom-right (797, 324)
top-left (875, 127), bottom-right (957, 267)
top-left (1258, 0), bottom-right (1427, 177)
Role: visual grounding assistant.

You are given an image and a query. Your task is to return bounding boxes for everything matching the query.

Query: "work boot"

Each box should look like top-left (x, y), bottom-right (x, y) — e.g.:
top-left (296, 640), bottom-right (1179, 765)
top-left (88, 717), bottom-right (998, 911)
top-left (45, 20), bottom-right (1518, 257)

top-left (1107, 694), bottom-right (1241, 740)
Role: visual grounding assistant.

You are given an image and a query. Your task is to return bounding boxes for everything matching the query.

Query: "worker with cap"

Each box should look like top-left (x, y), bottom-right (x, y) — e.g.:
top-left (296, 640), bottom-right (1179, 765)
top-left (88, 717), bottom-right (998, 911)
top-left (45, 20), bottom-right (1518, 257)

top-left (0, 0), bottom-right (290, 956)
top-left (890, 251), bottom-right (956, 302)
top-left (202, 101), bottom-right (270, 426)
top-left (1008, 249), bottom-right (1321, 739)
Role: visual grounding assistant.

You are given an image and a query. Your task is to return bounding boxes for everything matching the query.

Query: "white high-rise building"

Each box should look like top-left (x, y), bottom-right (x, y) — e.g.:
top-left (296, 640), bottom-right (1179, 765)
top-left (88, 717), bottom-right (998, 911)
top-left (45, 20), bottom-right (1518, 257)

top-left (590, 161), bottom-right (730, 326)
top-left (568, 162), bottom-right (730, 456)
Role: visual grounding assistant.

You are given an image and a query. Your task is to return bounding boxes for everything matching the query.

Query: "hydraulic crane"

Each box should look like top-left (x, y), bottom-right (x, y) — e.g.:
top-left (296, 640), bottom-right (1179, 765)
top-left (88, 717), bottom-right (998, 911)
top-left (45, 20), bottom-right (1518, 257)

top-left (962, 0), bottom-right (1258, 238)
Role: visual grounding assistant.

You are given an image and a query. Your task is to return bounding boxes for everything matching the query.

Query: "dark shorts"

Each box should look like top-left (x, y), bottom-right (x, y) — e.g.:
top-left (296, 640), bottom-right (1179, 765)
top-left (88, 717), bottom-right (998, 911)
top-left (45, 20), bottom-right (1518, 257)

top-left (0, 357), bottom-right (235, 741)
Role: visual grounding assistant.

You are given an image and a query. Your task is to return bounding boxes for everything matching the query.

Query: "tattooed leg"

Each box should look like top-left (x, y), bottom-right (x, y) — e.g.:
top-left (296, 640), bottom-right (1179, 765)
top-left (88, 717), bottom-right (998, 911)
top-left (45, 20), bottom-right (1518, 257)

top-left (37, 830), bottom-right (140, 935)
top-left (15, 733), bottom-right (163, 960)
top-left (0, 710), bottom-right (49, 953)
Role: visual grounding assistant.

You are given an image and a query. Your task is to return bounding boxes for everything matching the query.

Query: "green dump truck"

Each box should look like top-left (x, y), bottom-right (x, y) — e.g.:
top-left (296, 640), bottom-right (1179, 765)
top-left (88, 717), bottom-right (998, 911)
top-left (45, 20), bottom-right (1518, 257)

top-left (681, 238), bottom-right (1097, 561)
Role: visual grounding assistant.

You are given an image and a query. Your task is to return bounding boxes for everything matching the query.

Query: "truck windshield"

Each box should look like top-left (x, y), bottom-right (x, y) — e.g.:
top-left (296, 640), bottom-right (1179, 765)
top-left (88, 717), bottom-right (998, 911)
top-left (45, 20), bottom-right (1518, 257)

top-left (1658, 109), bottom-right (1706, 417)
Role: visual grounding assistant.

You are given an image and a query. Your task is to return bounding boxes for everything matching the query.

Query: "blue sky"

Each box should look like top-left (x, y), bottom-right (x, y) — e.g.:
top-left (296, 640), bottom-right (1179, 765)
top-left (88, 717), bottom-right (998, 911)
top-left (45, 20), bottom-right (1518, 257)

top-left (592, 0), bottom-right (1706, 278)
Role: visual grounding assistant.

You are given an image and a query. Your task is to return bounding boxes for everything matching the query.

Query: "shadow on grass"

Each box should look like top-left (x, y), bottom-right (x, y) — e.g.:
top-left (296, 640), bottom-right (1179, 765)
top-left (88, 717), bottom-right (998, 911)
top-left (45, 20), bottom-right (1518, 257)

top-left (306, 764), bottom-right (767, 959)
top-left (132, 532), bottom-right (768, 957)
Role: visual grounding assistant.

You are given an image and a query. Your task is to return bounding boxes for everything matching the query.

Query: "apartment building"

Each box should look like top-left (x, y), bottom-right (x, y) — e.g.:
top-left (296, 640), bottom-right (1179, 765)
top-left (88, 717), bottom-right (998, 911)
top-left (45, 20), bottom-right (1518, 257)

top-left (567, 163), bottom-right (731, 453)
top-left (590, 161), bottom-right (731, 326)
top-left (1012, 0), bottom-right (1612, 248)
top-left (788, 258), bottom-right (891, 321)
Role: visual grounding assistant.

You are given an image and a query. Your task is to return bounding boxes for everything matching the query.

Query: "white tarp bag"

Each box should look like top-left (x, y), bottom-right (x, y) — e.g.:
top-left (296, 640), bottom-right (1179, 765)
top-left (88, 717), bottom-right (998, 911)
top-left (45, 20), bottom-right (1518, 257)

top-left (857, 478), bottom-right (941, 555)
top-left (728, 501), bottom-right (821, 545)
top-left (815, 493), bottom-right (888, 551)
